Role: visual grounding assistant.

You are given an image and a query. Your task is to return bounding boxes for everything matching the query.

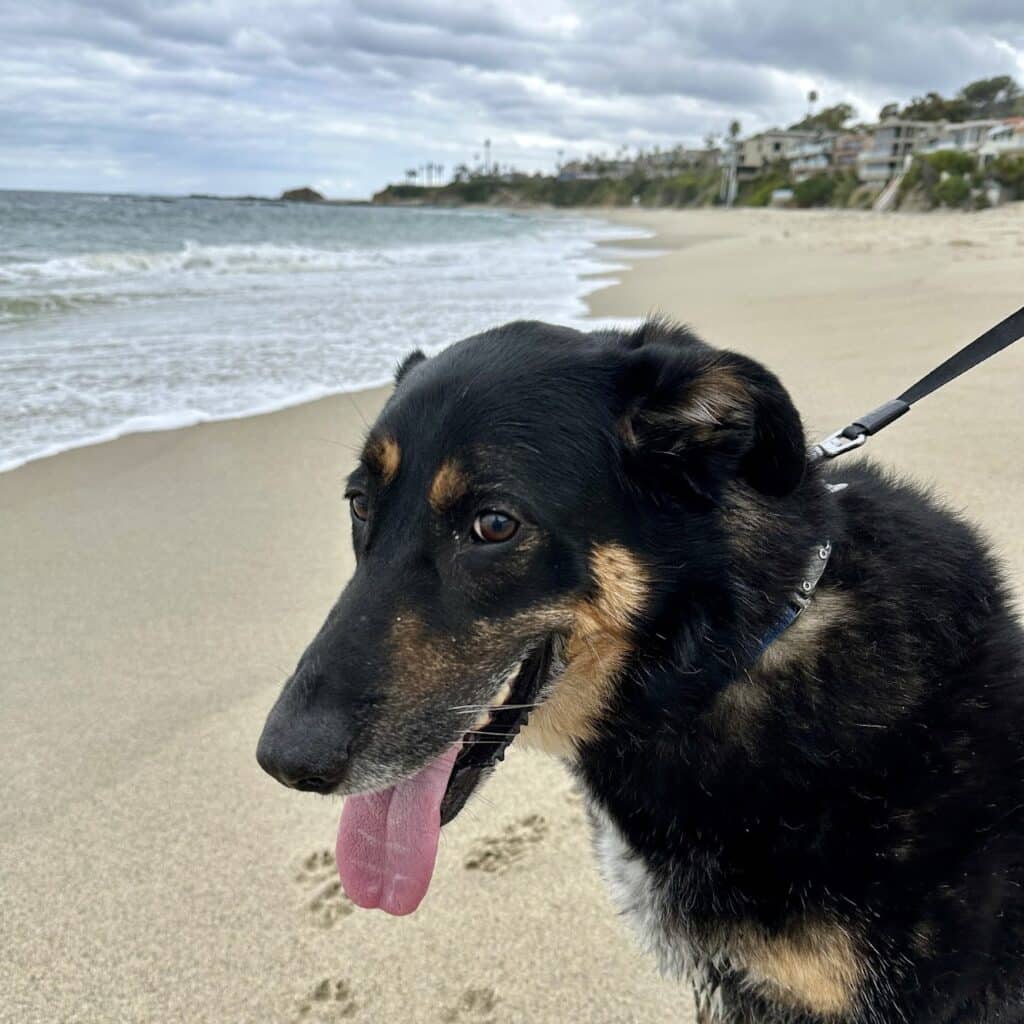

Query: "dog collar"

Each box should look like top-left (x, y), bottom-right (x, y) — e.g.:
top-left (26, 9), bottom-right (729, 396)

top-left (755, 480), bottom-right (846, 656)
top-left (756, 539), bottom-right (832, 655)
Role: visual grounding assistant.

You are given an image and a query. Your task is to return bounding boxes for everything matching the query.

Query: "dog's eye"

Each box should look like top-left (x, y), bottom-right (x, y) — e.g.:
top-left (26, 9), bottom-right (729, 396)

top-left (472, 511), bottom-right (518, 544)
top-left (349, 493), bottom-right (369, 522)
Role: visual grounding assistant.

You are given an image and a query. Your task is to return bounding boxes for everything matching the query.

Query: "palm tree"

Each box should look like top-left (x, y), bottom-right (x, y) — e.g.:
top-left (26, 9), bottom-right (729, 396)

top-left (723, 121), bottom-right (741, 207)
top-left (808, 90), bottom-right (818, 118)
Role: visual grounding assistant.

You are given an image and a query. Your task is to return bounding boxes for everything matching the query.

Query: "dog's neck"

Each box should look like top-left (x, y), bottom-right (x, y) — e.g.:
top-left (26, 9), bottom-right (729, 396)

top-left (659, 469), bottom-right (838, 678)
top-left (572, 467), bottom-right (842, 807)
top-left (522, 470), bottom-right (838, 761)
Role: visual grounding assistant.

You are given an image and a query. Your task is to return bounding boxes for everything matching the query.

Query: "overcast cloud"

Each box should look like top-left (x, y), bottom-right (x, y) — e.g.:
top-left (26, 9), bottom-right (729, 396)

top-left (1, 1), bottom-right (1022, 197)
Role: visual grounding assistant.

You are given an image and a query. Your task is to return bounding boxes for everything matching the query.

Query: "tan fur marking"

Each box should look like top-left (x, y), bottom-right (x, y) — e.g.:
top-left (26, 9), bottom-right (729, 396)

top-left (631, 362), bottom-right (751, 448)
top-left (676, 363), bottom-right (749, 432)
top-left (617, 414), bottom-right (639, 448)
top-left (428, 459), bottom-right (468, 512)
top-left (389, 613), bottom-right (454, 699)
top-left (365, 435), bottom-right (401, 485)
top-left (709, 677), bottom-right (770, 742)
top-left (520, 543), bottom-right (649, 756)
top-left (734, 919), bottom-right (862, 1017)
top-left (706, 589), bottom-right (851, 755)
top-left (706, 589), bottom-right (850, 752)
top-left (756, 589), bottom-right (851, 674)
top-left (390, 605), bottom-right (575, 704)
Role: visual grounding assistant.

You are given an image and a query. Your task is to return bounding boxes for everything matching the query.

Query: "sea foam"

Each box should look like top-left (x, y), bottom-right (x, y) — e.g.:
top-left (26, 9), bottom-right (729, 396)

top-left (0, 194), bottom-right (650, 473)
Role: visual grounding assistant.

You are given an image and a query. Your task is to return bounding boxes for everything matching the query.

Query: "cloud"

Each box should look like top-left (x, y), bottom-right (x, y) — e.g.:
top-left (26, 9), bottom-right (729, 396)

top-left (0, 1), bottom-right (1021, 196)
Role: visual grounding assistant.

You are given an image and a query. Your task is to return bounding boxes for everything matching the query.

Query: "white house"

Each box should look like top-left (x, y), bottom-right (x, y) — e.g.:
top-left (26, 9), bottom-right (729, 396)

top-left (789, 132), bottom-right (867, 182)
top-left (926, 120), bottom-right (1004, 155)
top-left (978, 119), bottom-right (1024, 166)
top-left (857, 119), bottom-right (943, 183)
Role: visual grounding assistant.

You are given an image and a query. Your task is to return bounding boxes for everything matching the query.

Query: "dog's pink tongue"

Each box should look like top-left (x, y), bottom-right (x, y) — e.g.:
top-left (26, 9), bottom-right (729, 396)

top-left (336, 745), bottom-right (458, 916)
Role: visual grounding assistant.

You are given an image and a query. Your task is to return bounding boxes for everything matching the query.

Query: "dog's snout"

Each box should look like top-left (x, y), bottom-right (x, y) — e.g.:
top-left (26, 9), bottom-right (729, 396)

top-left (256, 672), bottom-right (355, 793)
top-left (256, 732), bottom-right (341, 791)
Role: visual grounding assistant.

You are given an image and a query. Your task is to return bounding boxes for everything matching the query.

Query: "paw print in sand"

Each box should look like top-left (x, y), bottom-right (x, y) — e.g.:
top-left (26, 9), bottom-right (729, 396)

top-left (295, 849), bottom-right (354, 928)
top-left (441, 986), bottom-right (499, 1022)
top-left (294, 978), bottom-right (358, 1021)
top-left (463, 815), bottom-right (548, 874)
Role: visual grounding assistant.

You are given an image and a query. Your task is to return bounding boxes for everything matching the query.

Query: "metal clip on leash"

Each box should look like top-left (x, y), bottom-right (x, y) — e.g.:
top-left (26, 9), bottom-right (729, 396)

top-left (808, 304), bottom-right (1024, 465)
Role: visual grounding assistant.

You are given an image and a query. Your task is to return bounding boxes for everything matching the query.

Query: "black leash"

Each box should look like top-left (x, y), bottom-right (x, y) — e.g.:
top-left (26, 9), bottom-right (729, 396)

top-left (809, 304), bottom-right (1024, 463)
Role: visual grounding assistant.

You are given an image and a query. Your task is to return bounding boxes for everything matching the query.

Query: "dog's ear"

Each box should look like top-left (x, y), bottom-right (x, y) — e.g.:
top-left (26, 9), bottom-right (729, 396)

top-left (618, 339), bottom-right (806, 501)
top-left (395, 350), bottom-right (427, 385)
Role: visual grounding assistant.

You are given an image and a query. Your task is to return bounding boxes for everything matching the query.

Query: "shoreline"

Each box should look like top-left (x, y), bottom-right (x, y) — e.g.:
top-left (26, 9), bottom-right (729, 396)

top-left (5, 200), bottom-right (1023, 483)
top-left (0, 208), bottom-right (651, 478)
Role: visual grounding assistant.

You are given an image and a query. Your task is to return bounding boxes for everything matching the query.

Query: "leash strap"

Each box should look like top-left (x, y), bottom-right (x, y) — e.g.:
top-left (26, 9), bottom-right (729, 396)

top-left (809, 303), bottom-right (1024, 463)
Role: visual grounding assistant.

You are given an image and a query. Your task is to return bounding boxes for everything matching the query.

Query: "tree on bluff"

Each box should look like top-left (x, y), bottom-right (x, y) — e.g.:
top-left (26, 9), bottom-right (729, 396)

top-left (897, 76), bottom-right (1022, 122)
top-left (789, 103), bottom-right (856, 132)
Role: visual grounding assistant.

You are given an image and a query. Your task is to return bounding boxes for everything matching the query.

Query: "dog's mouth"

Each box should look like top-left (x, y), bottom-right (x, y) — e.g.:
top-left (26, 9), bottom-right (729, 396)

top-left (335, 635), bottom-right (561, 916)
top-left (440, 636), bottom-right (560, 826)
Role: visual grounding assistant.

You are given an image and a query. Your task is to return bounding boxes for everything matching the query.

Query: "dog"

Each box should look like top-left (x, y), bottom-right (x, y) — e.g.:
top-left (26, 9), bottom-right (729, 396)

top-left (258, 319), bottom-right (1024, 1023)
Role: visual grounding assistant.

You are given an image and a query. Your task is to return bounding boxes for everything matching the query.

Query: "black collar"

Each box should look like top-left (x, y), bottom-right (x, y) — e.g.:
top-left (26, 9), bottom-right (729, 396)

top-left (756, 539), bottom-right (832, 656)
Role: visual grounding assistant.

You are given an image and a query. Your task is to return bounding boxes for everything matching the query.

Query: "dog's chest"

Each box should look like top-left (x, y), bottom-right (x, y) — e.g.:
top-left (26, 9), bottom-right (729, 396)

top-left (586, 801), bottom-right (867, 1023)
top-left (587, 801), bottom-right (722, 1003)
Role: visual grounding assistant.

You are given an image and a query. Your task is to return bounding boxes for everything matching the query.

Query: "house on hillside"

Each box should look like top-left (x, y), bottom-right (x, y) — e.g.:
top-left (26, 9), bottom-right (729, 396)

top-left (978, 118), bottom-right (1024, 166)
top-left (926, 119), bottom-right (1004, 154)
top-left (558, 147), bottom-right (720, 182)
top-left (833, 132), bottom-right (868, 170)
top-left (736, 129), bottom-right (817, 180)
top-left (638, 147), bottom-right (721, 176)
top-left (556, 161), bottom-right (602, 181)
top-left (789, 132), bottom-right (866, 182)
top-left (856, 119), bottom-right (944, 182)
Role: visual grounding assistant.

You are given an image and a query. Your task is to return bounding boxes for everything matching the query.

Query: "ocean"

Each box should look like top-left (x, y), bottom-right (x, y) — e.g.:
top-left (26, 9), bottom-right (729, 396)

top-left (0, 191), bottom-right (644, 472)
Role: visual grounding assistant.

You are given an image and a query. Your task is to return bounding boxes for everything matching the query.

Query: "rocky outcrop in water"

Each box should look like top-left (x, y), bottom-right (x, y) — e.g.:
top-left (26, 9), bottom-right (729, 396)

top-left (280, 187), bottom-right (325, 203)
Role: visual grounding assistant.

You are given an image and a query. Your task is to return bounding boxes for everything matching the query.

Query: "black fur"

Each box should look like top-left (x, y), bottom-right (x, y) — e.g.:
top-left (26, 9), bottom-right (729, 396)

top-left (581, 453), bottom-right (1024, 1021)
top-left (259, 320), bottom-right (1024, 1022)
top-left (394, 348), bottom-right (427, 384)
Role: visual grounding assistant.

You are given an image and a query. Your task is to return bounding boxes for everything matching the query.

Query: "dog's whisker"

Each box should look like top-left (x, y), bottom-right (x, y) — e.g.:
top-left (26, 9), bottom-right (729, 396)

top-left (450, 703), bottom-right (542, 713)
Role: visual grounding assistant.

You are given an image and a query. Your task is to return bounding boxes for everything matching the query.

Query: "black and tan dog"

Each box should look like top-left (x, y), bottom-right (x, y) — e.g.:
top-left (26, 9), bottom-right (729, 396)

top-left (258, 320), bottom-right (1024, 1023)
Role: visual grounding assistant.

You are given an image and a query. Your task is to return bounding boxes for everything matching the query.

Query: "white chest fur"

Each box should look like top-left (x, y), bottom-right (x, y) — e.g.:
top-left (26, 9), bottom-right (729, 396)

top-left (587, 803), bottom-right (864, 1023)
top-left (589, 803), bottom-right (716, 986)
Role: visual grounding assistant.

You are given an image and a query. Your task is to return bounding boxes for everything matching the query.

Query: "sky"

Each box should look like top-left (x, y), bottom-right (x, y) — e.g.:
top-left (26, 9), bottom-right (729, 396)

top-left (2, 1), bottom-right (1023, 198)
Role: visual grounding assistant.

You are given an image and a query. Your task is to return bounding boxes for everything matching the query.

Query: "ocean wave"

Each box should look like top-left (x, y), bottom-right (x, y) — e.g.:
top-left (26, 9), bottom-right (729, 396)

top-left (0, 218), bottom-right (643, 290)
top-left (1, 207), bottom-right (651, 473)
top-left (0, 229), bottom-right (632, 327)
top-left (0, 240), bottom-right (390, 285)
top-left (0, 291), bottom-right (122, 323)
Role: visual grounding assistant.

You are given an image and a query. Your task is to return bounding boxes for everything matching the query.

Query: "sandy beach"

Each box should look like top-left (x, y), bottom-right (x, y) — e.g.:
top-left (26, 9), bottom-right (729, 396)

top-left (2, 205), bottom-right (1023, 1024)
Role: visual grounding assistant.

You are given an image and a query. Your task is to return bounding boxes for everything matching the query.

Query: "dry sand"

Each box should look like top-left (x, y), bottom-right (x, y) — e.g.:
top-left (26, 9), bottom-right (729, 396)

top-left (2, 205), bottom-right (1023, 1024)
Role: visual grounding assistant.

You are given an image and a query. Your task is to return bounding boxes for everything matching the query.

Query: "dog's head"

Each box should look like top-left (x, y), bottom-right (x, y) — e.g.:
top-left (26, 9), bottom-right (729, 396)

top-left (257, 319), bottom-right (806, 913)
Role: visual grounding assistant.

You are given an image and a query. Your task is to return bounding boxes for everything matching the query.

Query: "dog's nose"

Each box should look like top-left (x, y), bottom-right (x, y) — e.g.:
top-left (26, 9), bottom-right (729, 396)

top-left (256, 728), bottom-right (346, 792)
top-left (256, 702), bottom-right (352, 793)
